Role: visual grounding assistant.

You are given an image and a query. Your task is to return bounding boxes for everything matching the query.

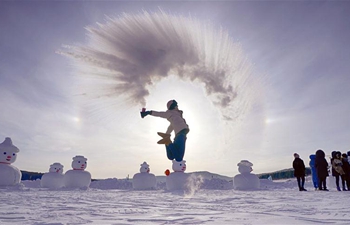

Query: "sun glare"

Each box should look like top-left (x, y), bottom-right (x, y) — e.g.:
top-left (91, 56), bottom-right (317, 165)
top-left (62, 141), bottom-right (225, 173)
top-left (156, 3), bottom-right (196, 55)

top-left (265, 118), bottom-right (275, 124)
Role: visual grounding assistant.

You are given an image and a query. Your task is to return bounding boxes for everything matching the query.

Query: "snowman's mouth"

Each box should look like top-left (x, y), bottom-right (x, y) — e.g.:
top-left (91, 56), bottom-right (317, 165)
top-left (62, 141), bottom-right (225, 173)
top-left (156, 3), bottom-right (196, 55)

top-left (6, 159), bottom-right (10, 161)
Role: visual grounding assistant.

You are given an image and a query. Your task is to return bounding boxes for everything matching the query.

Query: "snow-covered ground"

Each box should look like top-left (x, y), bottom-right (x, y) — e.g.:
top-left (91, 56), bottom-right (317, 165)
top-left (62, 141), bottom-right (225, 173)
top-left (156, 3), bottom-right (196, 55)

top-left (0, 176), bottom-right (349, 225)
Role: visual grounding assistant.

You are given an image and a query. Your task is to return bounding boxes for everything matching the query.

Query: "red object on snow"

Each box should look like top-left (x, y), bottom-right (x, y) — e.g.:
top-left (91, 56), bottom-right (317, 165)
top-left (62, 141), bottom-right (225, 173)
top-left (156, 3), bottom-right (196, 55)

top-left (164, 169), bottom-right (170, 176)
top-left (142, 108), bottom-right (146, 112)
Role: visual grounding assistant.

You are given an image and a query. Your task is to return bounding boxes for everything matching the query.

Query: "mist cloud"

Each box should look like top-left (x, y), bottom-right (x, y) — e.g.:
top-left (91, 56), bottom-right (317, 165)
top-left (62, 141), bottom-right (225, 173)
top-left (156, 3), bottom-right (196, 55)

top-left (58, 10), bottom-right (258, 120)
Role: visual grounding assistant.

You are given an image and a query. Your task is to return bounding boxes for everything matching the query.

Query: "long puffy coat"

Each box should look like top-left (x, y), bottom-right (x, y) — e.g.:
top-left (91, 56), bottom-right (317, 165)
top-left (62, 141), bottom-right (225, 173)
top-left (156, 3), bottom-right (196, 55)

top-left (331, 151), bottom-right (340, 176)
top-left (293, 157), bottom-right (305, 177)
top-left (309, 154), bottom-right (318, 185)
top-left (342, 156), bottom-right (350, 175)
top-left (315, 149), bottom-right (329, 179)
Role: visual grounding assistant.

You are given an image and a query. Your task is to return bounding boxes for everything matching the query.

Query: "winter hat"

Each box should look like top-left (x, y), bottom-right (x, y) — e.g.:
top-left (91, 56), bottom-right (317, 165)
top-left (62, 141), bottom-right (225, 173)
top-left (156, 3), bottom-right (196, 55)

top-left (342, 153), bottom-right (348, 159)
top-left (294, 153), bottom-right (299, 158)
top-left (331, 151), bottom-right (336, 158)
top-left (335, 151), bottom-right (341, 158)
top-left (316, 149), bottom-right (325, 158)
top-left (0, 137), bottom-right (19, 153)
top-left (167, 100), bottom-right (178, 110)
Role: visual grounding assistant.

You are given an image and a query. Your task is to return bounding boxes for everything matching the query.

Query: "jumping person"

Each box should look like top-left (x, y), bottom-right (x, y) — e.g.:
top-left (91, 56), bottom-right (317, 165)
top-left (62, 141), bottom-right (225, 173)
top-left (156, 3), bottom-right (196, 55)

top-left (140, 100), bottom-right (190, 162)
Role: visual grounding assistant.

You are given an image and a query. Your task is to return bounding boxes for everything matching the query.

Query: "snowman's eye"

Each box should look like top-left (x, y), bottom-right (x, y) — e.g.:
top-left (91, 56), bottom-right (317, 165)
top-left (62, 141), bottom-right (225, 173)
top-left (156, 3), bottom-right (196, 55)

top-left (78, 161), bottom-right (80, 163)
top-left (180, 164), bottom-right (182, 166)
top-left (12, 153), bottom-right (16, 156)
top-left (3, 152), bottom-right (6, 155)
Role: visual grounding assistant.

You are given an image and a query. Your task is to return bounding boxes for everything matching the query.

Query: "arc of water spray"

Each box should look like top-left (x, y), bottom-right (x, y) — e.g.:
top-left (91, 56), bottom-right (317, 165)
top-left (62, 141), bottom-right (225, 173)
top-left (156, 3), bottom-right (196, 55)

top-left (58, 10), bottom-right (259, 121)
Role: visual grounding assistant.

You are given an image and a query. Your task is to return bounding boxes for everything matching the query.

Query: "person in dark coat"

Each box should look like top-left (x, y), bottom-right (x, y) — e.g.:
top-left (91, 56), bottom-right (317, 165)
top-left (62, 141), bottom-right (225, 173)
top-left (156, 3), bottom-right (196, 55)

top-left (331, 151), bottom-right (345, 191)
top-left (341, 153), bottom-right (350, 191)
top-left (293, 153), bottom-right (307, 191)
top-left (315, 149), bottom-right (329, 191)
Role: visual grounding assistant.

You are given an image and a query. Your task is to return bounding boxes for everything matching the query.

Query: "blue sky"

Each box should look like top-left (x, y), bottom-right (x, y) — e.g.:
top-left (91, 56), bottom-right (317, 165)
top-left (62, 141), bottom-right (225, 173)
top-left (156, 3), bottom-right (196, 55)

top-left (1, 1), bottom-right (349, 179)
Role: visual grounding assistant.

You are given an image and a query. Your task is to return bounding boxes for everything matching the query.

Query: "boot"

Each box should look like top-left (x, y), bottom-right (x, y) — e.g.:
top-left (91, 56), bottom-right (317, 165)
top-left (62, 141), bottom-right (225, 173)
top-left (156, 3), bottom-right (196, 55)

top-left (157, 132), bottom-right (170, 138)
top-left (157, 137), bottom-right (172, 145)
top-left (337, 186), bottom-right (341, 191)
top-left (156, 132), bottom-right (172, 145)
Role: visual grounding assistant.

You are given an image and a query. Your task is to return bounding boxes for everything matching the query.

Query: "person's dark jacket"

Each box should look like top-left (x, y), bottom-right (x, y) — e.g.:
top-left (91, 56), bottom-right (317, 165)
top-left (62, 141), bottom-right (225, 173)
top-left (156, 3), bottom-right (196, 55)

top-left (293, 157), bottom-right (306, 177)
top-left (315, 149), bottom-right (329, 179)
top-left (341, 154), bottom-right (350, 176)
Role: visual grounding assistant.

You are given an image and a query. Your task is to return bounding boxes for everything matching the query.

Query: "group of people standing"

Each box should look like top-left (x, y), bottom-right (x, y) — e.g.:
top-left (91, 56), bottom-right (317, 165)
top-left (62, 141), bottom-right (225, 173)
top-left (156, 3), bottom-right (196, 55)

top-left (293, 149), bottom-right (350, 191)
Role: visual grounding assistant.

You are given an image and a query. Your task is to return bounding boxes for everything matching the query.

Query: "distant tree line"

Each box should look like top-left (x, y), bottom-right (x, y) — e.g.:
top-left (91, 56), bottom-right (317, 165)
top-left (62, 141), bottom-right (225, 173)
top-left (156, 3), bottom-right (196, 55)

top-left (258, 167), bottom-right (311, 180)
top-left (21, 168), bottom-right (312, 181)
top-left (21, 170), bottom-right (43, 180)
top-left (21, 171), bottom-right (99, 181)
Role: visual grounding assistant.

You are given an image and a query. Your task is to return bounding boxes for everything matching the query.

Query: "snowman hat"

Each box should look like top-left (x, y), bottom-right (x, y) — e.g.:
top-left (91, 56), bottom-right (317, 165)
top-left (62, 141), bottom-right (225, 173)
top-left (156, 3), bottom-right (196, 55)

top-left (73, 155), bottom-right (87, 161)
top-left (0, 137), bottom-right (20, 153)
top-left (140, 162), bottom-right (149, 167)
top-left (50, 162), bottom-right (63, 168)
top-left (167, 100), bottom-right (178, 110)
top-left (237, 160), bottom-right (253, 167)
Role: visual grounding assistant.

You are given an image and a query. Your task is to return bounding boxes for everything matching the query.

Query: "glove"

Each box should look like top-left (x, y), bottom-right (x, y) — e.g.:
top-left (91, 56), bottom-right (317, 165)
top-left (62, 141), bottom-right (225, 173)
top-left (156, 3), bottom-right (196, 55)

top-left (140, 110), bottom-right (152, 118)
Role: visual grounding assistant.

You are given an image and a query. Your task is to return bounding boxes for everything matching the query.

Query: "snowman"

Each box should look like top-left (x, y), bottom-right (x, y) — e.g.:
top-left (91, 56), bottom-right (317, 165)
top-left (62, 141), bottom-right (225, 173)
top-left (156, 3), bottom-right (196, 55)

top-left (132, 161), bottom-right (156, 190)
top-left (233, 160), bottom-right (260, 190)
top-left (40, 162), bottom-right (64, 189)
top-left (0, 137), bottom-right (21, 186)
top-left (63, 155), bottom-right (91, 188)
top-left (166, 160), bottom-right (189, 191)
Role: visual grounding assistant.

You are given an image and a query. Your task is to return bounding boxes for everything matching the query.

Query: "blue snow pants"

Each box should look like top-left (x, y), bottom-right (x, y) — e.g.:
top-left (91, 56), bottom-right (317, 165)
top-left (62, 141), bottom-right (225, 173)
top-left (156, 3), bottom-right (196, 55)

top-left (166, 129), bottom-right (189, 162)
top-left (311, 167), bottom-right (319, 188)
